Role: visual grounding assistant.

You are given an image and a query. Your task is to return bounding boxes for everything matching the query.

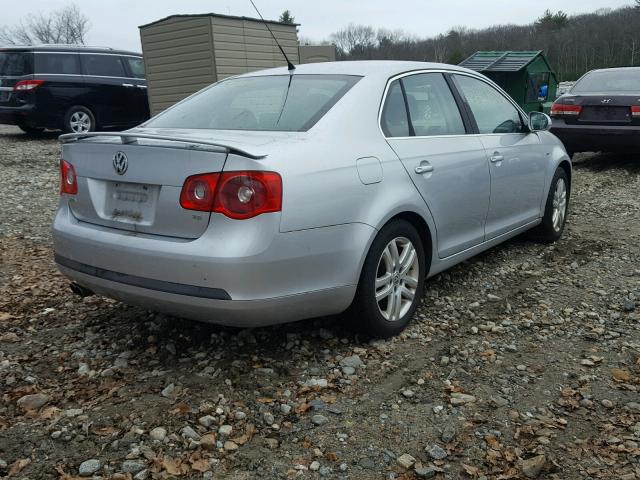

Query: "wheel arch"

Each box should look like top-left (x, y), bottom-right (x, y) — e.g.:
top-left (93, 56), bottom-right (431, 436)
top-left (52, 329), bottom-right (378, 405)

top-left (558, 159), bottom-right (572, 195)
top-left (355, 209), bottom-right (436, 287)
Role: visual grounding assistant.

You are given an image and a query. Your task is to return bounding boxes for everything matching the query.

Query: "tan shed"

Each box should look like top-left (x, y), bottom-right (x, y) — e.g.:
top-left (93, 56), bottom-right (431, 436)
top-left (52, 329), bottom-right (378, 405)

top-left (139, 14), bottom-right (300, 115)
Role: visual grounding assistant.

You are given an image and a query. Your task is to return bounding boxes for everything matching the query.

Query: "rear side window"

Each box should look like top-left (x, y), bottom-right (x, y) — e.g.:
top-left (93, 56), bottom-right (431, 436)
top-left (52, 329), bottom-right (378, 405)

top-left (0, 51), bottom-right (33, 76)
top-left (381, 81), bottom-right (410, 137)
top-left (124, 57), bottom-right (145, 79)
top-left (81, 54), bottom-right (126, 77)
top-left (402, 73), bottom-right (465, 136)
top-left (35, 53), bottom-right (80, 75)
top-left (454, 75), bottom-right (524, 134)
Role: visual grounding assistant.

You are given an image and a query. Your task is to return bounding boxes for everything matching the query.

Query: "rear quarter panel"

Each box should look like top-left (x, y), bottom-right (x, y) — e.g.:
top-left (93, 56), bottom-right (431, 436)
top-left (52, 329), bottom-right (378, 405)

top-left (226, 74), bottom-right (435, 235)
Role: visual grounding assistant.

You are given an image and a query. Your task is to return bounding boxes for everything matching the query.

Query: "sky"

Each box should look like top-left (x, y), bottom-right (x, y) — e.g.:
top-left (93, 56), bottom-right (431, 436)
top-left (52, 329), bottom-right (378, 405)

top-left (0, 0), bottom-right (634, 52)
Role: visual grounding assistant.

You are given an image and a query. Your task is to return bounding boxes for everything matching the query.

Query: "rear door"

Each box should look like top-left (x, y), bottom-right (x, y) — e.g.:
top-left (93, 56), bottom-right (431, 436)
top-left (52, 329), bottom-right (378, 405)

top-left (33, 51), bottom-right (84, 126)
top-left (80, 53), bottom-right (135, 127)
top-left (452, 74), bottom-right (547, 240)
top-left (122, 55), bottom-right (150, 124)
top-left (0, 50), bottom-right (33, 106)
top-left (382, 72), bottom-right (491, 258)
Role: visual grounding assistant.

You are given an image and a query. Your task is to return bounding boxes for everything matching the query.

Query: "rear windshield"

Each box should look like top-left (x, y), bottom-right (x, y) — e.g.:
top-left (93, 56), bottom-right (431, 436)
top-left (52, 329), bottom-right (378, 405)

top-left (146, 74), bottom-right (361, 132)
top-left (0, 51), bottom-right (33, 76)
top-left (572, 69), bottom-right (640, 93)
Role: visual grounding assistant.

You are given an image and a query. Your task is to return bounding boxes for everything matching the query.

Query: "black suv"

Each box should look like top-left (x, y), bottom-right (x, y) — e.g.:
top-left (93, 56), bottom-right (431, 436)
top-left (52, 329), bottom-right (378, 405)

top-left (0, 45), bottom-right (150, 134)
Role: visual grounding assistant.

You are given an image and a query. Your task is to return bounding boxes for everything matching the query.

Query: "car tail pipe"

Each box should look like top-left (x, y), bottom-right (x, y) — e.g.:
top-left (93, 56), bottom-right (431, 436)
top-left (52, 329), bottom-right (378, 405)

top-left (69, 282), bottom-right (94, 298)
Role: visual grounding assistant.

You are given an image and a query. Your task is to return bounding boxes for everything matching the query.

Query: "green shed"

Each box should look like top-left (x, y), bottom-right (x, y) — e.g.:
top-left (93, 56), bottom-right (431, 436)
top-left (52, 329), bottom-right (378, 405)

top-left (459, 51), bottom-right (558, 113)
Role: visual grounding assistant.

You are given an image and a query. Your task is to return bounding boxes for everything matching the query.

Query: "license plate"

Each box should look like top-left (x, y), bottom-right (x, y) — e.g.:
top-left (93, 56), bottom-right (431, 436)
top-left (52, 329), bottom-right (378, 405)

top-left (105, 182), bottom-right (158, 225)
top-left (580, 106), bottom-right (631, 122)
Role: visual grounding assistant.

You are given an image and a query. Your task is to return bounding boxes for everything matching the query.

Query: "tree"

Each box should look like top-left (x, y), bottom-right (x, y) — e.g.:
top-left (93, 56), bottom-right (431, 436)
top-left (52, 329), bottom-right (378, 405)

top-left (535, 9), bottom-right (569, 31)
top-left (330, 23), bottom-right (375, 54)
top-left (279, 10), bottom-right (295, 25)
top-left (0, 3), bottom-right (90, 45)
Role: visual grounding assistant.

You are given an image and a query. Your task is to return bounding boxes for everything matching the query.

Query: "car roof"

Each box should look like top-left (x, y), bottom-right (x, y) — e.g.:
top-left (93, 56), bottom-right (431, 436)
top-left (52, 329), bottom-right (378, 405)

top-left (236, 60), bottom-right (477, 79)
top-left (587, 66), bottom-right (640, 73)
top-left (0, 45), bottom-right (142, 56)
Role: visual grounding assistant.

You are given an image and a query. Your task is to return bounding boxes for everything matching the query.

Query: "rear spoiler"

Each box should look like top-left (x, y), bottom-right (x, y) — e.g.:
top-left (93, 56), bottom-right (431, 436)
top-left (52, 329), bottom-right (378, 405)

top-left (59, 131), bottom-right (266, 159)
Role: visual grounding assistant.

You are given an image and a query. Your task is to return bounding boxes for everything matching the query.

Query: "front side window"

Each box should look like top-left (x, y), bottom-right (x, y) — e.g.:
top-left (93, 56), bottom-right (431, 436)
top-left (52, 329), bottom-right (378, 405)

top-left (454, 75), bottom-right (524, 134)
top-left (125, 57), bottom-right (145, 79)
top-left (403, 73), bottom-right (466, 136)
top-left (146, 74), bottom-right (361, 132)
top-left (81, 54), bottom-right (126, 77)
top-left (35, 53), bottom-right (80, 75)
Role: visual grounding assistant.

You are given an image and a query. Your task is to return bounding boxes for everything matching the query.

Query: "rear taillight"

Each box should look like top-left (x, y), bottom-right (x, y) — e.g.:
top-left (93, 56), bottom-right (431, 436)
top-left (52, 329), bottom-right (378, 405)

top-left (180, 171), bottom-right (282, 220)
top-left (179, 173), bottom-right (219, 212)
top-left (13, 79), bottom-right (44, 91)
top-left (632, 106), bottom-right (640, 117)
top-left (60, 159), bottom-right (77, 195)
top-left (550, 103), bottom-right (582, 117)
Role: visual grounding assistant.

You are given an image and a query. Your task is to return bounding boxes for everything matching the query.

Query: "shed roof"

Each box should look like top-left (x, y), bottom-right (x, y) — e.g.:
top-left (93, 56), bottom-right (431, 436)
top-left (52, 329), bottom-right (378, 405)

top-left (139, 13), bottom-right (300, 29)
top-left (459, 51), bottom-right (546, 72)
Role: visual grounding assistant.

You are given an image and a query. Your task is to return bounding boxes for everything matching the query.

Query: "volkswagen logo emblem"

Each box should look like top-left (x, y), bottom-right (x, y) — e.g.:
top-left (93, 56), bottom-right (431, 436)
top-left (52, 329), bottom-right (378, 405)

top-left (113, 151), bottom-right (128, 175)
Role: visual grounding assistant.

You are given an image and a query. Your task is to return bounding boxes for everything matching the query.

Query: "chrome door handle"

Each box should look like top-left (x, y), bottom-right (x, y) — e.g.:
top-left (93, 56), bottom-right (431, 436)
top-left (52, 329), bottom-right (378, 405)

top-left (122, 83), bottom-right (134, 87)
top-left (415, 163), bottom-right (434, 174)
top-left (490, 154), bottom-right (504, 163)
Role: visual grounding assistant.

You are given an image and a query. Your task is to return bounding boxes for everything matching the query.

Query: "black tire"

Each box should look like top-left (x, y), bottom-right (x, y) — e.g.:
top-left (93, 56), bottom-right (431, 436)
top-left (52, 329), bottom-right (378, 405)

top-left (532, 167), bottom-right (569, 243)
top-left (349, 219), bottom-right (426, 338)
top-left (18, 125), bottom-right (45, 135)
top-left (63, 106), bottom-right (96, 134)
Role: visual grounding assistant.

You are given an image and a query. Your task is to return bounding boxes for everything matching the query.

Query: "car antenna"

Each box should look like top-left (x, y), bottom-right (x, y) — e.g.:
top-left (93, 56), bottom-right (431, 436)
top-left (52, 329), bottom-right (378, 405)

top-left (249, 0), bottom-right (295, 72)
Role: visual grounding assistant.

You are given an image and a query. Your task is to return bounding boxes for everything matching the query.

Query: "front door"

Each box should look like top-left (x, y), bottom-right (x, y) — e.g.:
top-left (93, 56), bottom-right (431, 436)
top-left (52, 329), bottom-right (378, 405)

top-left (381, 72), bottom-right (491, 258)
top-left (452, 74), bottom-right (547, 240)
top-left (122, 56), bottom-right (150, 124)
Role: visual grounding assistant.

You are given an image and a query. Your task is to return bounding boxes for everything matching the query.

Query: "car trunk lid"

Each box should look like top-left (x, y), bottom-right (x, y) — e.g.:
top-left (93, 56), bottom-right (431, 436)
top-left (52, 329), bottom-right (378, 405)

top-left (559, 94), bottom-right (640, 125)
top-left (62, 135), bottom-right (232, 239)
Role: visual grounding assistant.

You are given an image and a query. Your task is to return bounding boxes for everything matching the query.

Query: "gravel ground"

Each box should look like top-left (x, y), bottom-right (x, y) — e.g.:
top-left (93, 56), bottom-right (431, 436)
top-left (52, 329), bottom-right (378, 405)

top-left (0, 124), bottom-right (639, 480)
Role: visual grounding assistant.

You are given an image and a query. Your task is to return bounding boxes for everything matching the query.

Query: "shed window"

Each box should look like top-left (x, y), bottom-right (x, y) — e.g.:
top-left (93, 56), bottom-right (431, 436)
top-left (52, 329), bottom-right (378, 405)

top-left (527, 72), bottom-right (550, 103)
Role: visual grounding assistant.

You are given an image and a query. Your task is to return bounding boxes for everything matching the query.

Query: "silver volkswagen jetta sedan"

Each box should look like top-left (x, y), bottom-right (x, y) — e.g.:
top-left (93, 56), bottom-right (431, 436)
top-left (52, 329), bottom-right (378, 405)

top-left (53, 61), bottom-right (570, 337)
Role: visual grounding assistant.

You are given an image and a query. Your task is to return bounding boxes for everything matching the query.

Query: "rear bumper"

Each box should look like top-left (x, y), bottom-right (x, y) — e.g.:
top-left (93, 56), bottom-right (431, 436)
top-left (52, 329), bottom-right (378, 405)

top-left (53, 202), bottom-right (373, 326)
top-left (57, 262), bottom-right (355, 327)
top-left (550, 119), bottom-right (640, 153)
top-left (0, 104), bottom-right (36, 126)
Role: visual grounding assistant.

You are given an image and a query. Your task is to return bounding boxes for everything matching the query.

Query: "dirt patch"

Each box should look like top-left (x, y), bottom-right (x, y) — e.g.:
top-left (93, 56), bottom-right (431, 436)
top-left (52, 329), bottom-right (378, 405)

top-left (0, 125), bottom-right (639, 479)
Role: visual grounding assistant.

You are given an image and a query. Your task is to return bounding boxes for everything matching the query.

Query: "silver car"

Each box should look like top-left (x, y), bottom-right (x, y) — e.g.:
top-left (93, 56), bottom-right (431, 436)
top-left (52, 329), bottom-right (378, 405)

top-left (53, 61), bottom-right (570, 337)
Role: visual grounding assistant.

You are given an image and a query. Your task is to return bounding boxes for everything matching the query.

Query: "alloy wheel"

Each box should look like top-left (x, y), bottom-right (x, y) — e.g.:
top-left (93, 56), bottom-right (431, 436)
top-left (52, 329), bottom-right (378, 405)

top-left (552, 177), bottom-right (567, 232)
top-left (375, 236), bottom-right (420, 322)
top-left (70, 111), bottom-right (91, 133)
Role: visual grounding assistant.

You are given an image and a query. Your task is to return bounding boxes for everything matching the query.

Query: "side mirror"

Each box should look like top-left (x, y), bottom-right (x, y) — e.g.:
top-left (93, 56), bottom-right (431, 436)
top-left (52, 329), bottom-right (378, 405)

top-left (529, 111), bottom-right (552, 132)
